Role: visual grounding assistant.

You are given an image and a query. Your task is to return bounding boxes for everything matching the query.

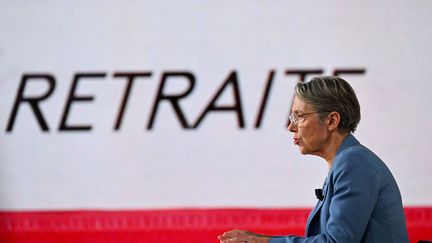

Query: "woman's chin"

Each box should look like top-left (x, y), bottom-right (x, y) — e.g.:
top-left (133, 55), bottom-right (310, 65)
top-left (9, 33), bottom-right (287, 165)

top-left (298, 146), bottom-right (307, 154)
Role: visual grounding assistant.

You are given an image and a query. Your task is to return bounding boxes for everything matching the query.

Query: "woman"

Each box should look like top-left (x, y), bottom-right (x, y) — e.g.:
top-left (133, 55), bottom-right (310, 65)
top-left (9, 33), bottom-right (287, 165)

top-left (219, 76), bottom-right (408, 243)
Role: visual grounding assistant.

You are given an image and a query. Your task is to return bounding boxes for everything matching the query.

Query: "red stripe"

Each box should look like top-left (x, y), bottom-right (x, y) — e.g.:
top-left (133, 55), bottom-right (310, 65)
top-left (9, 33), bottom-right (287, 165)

top-left (0, 207), bottom-right (431, 243)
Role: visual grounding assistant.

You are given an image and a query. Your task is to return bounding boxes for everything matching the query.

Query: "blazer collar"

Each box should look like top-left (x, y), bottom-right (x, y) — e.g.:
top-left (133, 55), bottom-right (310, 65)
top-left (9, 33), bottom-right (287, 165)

top-left (329, 134), bottom-right (360, 176)
top-left (335, 134), bottom-right (360, 157)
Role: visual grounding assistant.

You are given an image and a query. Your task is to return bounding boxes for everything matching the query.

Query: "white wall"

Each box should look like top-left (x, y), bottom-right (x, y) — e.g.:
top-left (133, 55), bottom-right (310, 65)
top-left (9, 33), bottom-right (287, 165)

top-left (0, 0), bottom-right (431, 210)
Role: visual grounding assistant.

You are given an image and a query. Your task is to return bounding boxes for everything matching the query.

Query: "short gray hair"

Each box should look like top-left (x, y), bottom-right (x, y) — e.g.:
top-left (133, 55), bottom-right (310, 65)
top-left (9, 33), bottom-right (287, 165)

top-left (295, 76), bottom-right (361, 133)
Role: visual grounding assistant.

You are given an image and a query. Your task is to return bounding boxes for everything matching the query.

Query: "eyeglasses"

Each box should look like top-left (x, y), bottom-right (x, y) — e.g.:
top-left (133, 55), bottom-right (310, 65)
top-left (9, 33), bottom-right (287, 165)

top-left (289, 111), bottom-right (329, 126)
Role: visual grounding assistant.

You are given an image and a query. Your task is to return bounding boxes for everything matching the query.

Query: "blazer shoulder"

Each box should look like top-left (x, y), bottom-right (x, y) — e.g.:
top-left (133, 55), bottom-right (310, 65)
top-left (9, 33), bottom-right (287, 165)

top-left (332, 144), bottom-right (380, 175)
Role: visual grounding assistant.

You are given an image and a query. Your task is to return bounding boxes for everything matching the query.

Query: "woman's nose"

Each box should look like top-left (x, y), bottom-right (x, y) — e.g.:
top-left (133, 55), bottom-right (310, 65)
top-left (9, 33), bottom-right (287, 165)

top-left (287, 120), bottom-right (297, 132)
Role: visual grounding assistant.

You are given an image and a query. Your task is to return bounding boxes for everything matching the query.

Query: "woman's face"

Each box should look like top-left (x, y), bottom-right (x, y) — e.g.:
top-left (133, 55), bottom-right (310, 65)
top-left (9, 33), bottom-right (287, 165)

top-left (288, 96), bottom-right (330, 157)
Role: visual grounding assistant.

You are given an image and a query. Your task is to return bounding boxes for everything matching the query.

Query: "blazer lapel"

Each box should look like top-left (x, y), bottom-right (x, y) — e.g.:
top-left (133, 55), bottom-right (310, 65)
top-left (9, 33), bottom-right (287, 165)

top-left (305, 134), bottom-right (360, 235)
top-left (306, 176), bottom-right (329, 234)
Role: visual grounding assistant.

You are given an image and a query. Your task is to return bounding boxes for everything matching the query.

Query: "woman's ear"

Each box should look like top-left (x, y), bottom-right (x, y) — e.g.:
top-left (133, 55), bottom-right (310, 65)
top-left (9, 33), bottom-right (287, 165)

top-left (327, 111), bottom-right (341, 132)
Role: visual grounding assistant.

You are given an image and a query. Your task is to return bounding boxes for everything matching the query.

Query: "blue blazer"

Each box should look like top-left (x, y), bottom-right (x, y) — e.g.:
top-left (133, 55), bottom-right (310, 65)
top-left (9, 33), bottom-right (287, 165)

top-left (270, 135), bottom-right (408, 243)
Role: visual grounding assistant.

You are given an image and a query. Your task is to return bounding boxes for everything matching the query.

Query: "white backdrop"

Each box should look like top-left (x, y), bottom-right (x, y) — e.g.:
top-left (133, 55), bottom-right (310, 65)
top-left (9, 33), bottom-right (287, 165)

top-left (0, 0), bottom-right (431, 210)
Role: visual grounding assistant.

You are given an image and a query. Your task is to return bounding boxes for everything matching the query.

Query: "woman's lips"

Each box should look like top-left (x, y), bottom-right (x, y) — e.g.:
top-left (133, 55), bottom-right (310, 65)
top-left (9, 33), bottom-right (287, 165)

top-left (293, 137), bottom-right (299, 145)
